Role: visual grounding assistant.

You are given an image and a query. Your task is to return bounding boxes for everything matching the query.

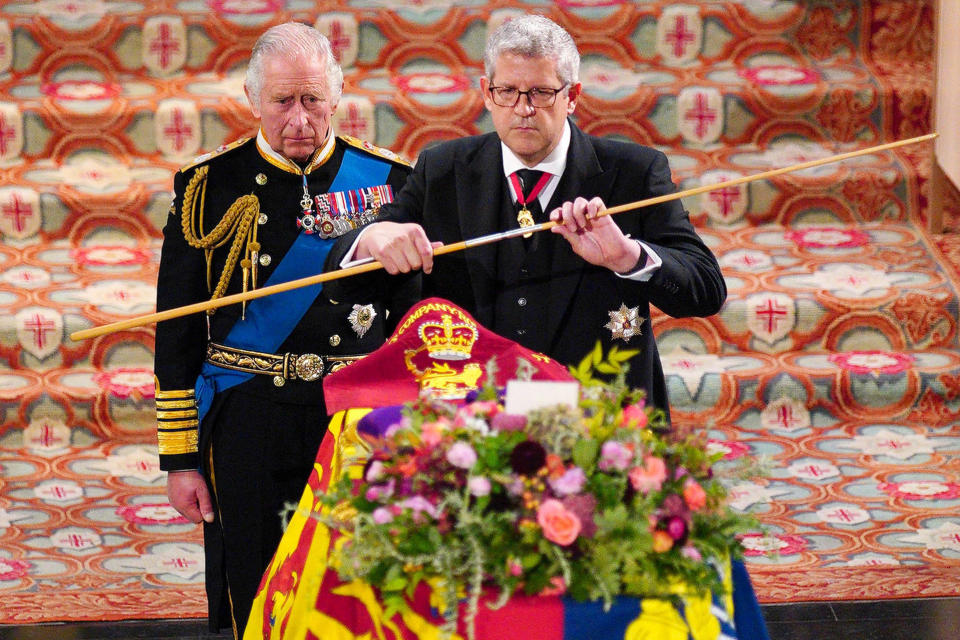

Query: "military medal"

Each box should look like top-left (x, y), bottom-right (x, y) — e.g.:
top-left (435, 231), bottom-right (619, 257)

top-left (348, 303), bottom-right (377, 338)
top-left (313, 193), bottom-right (336, 238)
top-left (509, 170), bottom-right (551, 238)
top-left (605, 303), bottom-right (642, 342)
top-left (296, 174), bottom-right (318, 234)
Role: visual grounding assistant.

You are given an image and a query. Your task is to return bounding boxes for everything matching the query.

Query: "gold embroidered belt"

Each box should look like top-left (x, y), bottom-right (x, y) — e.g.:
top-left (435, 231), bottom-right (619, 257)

top-left (205, 342), bottom-right (366, 387)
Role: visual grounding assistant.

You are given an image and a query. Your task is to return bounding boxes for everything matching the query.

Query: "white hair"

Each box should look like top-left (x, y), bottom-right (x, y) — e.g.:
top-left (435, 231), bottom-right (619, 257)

top-left (483, 15), bottom-right (580, 86)
top-left (244, 21), bottom-right (343, 108)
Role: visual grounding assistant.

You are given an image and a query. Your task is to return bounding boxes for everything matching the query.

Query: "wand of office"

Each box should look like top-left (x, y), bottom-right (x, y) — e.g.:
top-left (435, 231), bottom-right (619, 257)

top-left (69, 132), bottom-right (937, 342)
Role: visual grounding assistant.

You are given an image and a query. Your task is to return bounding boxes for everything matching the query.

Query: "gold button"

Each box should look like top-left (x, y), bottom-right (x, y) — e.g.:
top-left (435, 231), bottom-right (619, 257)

top-left (258, 213), bottom-right (268, 225)
top-left (329, 334), bottom-right (341, 347)
top-left (273, 376), bottom-right (285, 387)
top-left (255, 173), bottom-right (267, 185)
top-left (259, 254), bottom-right (271, 266)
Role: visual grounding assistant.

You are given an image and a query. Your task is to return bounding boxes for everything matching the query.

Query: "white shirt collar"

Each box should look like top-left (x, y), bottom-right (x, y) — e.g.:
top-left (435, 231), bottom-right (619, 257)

top-left (500, 119), bottom-right (570, 179)
top-left (500, 120), bottom-right (570, 208)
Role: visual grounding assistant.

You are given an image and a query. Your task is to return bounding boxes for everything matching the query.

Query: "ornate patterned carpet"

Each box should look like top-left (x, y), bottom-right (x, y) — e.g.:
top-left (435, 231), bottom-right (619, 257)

top-left (1, 0), bottom-right (958, 626)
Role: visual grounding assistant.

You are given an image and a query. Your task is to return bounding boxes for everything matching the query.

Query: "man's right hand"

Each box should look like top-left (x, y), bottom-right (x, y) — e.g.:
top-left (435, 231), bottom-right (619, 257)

top-left (167, 469), bottom-right (215, 523)
top-left (355, 221), bottom-right (437, 275)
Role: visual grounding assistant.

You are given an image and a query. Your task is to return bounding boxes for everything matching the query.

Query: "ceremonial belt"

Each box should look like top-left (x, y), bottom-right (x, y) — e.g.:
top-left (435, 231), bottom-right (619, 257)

top-left (206, 342), bottom-right (366, 385)
top-left (195, 147), bottom-right (392, 422)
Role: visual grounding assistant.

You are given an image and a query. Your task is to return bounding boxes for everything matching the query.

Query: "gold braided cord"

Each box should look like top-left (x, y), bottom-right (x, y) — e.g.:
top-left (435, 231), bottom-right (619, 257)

top-left (180, 166), bottom-right (261, 314)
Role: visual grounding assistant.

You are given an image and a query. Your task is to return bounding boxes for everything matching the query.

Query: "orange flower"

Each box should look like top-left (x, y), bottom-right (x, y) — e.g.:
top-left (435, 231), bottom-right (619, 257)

top-left (683, 479), bottom-right (707, 510)
top-left (546, 454), bottom-right (566, 479)
top-left (652, 530), bottom-right (674, 553)
top-left (397, 458), bottom-right (419, 478)
top-left (536, 499), bottom-right (582, 546)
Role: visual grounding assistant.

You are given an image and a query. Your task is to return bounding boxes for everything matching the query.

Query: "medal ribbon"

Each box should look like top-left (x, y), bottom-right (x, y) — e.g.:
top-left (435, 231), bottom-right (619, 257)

top-left (509, 170), bottom-right (551, 212)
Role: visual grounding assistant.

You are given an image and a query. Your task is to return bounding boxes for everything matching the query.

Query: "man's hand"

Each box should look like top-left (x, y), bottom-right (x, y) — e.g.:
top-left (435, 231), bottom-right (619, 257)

top-left (167, 469), bottom-right (215, 523)
top-left (355, 221), bottom-right (438, 275)
top-left (549, 197), bottom-right (642, 273)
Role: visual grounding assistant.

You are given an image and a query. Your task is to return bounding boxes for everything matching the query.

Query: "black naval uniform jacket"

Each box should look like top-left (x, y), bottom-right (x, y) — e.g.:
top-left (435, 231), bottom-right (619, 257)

top-left (330, 122), bottom-right (726, 419)
top-left (154, 134), bottom-right (414, 634)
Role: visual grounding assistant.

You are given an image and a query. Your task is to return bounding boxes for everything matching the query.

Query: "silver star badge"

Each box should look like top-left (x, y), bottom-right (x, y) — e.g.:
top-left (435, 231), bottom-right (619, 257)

top-left (348, 303), bottom-right (377, 338)
top-left (605, 303), bottom-right (642, 342)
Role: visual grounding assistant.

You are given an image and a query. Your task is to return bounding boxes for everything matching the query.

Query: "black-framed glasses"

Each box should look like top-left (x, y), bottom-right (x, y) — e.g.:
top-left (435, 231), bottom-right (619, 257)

top-left (488, 85), bottom-right (568, 108)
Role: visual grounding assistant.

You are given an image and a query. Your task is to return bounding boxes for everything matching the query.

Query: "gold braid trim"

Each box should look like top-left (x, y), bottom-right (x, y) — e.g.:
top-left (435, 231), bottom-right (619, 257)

top-left (180, 166), bottom-right (261, 315)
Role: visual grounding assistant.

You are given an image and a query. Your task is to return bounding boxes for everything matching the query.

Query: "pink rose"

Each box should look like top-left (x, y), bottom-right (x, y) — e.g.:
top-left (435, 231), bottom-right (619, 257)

top-left (683, 479), bottom-right (707, 510)
top-left (537, 499), bottom-right (582, 546)
top-left (621, 401), bottom-right (648, 428)
top-left (420, 420), bottom-right (449, 448)
top-left (629, 456), bottom-right (667, 494)
top-left (598, 441), bottom-right (633, 471)
top-left (372, 507), bottom-right (393, 524)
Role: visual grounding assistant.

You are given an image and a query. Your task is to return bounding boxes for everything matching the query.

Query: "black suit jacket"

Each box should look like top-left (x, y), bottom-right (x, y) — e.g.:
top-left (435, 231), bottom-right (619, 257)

top-left (332, 122), bottom-right (726, 416)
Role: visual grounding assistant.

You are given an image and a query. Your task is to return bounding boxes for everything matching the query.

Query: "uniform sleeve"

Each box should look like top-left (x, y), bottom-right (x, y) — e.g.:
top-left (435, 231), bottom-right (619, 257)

top-left (153, 169), bottom-right (210, 471)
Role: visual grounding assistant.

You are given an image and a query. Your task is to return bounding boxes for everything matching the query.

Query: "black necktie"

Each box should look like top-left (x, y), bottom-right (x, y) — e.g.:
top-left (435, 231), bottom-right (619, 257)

top-left (516, 169), bottom-right (543, 200)
top-left (515, 169), bottom-right (545, 223)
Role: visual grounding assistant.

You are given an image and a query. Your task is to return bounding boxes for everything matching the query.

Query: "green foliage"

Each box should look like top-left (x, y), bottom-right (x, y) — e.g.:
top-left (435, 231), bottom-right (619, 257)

top-left (315, 347), bottom-right (762, 639)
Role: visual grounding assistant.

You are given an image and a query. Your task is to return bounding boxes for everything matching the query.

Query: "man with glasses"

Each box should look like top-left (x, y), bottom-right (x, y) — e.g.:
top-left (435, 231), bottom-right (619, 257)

top-left (335, 14), bottom-right (726, 417)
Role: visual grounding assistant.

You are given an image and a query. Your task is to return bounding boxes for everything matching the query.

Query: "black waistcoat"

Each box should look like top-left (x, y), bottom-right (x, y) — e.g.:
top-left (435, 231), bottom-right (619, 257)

top-left (493, 185), bottom-right (554, 354)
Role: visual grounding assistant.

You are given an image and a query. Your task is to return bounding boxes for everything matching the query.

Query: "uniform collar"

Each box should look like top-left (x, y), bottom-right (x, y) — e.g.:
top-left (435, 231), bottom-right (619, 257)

top-left (255, 129), bottom-right (337, 175)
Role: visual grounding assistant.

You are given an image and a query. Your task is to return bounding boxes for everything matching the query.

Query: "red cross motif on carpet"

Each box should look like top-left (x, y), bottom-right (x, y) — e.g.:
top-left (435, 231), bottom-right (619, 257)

top-left (144, 17), bottom-right (186, 74)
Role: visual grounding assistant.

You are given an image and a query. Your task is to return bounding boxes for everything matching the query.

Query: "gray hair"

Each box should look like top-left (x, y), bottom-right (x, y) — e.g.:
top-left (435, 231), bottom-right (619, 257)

top-left (244, 21), bottom-right (344, 108)
top-left (483, 15), bottom-right (580, 86)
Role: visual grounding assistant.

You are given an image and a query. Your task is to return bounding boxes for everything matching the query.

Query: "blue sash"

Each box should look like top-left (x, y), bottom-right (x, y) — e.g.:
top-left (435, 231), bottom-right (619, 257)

top-left (195, 147), bottom-right (392, 422)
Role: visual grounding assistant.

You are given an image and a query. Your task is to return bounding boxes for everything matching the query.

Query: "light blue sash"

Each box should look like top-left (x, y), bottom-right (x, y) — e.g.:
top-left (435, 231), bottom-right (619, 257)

top-left (195, 147), bottom-right (391, 421)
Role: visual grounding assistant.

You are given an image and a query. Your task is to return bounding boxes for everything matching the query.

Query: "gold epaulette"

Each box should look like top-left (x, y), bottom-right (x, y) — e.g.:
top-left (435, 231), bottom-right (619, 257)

top-left (155, 380), bottom-right (199, 457)
top-left (339, 135), bottom-right (411, 167)
top-left (179, 136), bottom-right (251, 173)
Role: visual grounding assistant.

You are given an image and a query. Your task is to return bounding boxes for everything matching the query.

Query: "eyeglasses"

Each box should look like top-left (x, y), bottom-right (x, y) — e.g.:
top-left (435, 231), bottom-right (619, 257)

top-left (488, 85), bottom-right (568, 108)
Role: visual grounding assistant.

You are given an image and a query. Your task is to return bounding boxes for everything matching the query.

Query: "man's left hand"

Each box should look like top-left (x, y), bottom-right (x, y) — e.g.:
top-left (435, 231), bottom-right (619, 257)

top-left (549, 197), bottom-right (642, 273)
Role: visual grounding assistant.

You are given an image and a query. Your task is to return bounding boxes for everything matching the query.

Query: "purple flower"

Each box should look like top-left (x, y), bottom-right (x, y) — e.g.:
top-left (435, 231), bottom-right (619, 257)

top-left (507, 477), bottom-right (525, 496)
top-left (561, 494), bottom-right (597, 538)
top-left (400, 496), bottom-right (439, 519)
top-left (446, 441), bottom-right (478, 469)
top-left (364, 479), bottom-right (394, 502)
top-left (666, 515), bottom-right (688, 542)
top-left (510, 440), bottom-right (547, 475)
top-left (372, 507), bottom-right (393, 524)
top-left (491, 412), bottom-right (527, 432)
top-left (598, 441), bottom-right (633, 471)
top-left (468, 476), bottom-right (491, 497)
top-left (660, 493), bottom-right (687, 517)
top-left (549, 467), bottom-right (587, 496)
